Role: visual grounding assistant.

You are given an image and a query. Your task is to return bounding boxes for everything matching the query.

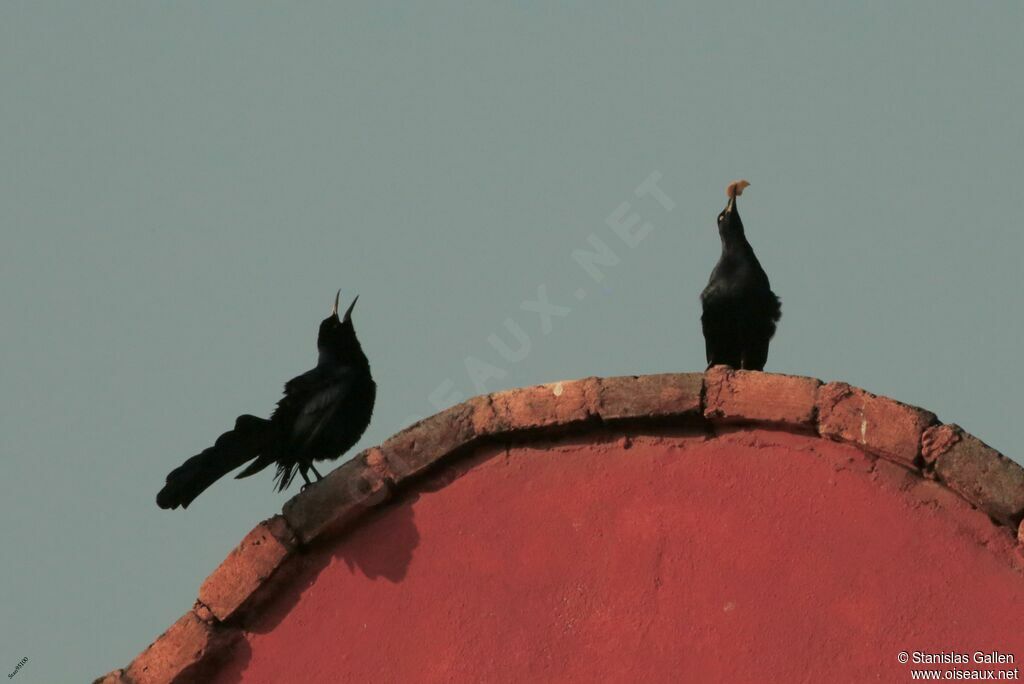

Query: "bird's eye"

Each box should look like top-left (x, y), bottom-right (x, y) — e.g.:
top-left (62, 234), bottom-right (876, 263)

top-left (718, 214), bottom-right (724, 223)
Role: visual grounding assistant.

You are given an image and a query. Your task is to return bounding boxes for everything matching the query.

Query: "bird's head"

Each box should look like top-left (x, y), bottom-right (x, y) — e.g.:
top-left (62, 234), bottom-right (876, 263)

top-left (318, 290), bottom-right (361, 355)
top-left (717, 179), bottom-right (750, 237)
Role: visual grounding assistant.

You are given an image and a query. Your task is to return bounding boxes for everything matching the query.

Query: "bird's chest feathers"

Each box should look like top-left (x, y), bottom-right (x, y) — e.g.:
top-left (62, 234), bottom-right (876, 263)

top-left (704, 259), bottom-right (761, 299)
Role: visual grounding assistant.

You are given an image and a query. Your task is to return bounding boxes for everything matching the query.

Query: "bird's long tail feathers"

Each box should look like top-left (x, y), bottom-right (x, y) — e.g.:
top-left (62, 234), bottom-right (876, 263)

top-left (156, 415), bottom-right (271, 510)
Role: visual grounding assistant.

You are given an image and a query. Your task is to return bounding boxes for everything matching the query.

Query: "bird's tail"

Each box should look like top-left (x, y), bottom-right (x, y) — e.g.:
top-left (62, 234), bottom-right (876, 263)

top-left (156, 414), bottom-right (272, 510)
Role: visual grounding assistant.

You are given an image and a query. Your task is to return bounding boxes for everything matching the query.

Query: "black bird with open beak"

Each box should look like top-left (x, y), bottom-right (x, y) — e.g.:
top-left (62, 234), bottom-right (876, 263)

top-left (318, 290), bottom-right (361, 361)
top-left (699, 181), bottom-right (782, 370)
top-left (157, 290), bottom-right (377, 509)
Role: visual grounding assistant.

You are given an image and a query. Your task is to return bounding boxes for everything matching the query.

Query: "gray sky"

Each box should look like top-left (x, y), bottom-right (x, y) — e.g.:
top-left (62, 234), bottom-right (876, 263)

top-left (2, 3), bottom-right (1022, 681)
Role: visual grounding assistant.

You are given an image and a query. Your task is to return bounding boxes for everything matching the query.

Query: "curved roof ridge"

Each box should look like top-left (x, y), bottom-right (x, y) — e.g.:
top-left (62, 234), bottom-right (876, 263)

top-left (96, 368), bottom-right (1024, 684)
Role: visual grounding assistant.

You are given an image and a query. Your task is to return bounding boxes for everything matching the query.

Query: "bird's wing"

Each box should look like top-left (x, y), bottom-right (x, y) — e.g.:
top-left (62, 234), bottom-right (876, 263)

top-left (282, 366), bottom-right (324, 396)
top-left (290, 366), bottom-right (355, 446)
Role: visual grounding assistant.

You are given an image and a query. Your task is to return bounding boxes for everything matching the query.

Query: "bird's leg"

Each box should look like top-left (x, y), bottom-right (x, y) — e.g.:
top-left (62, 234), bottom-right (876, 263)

top-left (309, 464), bottom-right (324, 481)
top-left (299, 468), bottom-right (313, 491)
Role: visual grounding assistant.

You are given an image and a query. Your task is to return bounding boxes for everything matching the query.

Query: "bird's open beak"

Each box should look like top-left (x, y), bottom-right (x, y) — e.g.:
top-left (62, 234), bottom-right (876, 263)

top-left (343, 295), bottom-right (359, 322)
top-left (331, 289), bottom-right (341, 318)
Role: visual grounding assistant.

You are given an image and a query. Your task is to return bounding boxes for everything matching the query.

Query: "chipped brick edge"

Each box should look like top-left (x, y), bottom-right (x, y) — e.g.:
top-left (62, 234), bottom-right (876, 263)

top-left (102, 371), bottom-right (1024, 682)
top-left (816, 381), bottom-right (938, 469)
top-left (197, 515), bottom-right (297, 623)
top-left (704, 366), bottom-right (821, 429)
top-left (123, 610), bottom-right (240, 684)
top-left (930, 429), bottom-right (1024, 526)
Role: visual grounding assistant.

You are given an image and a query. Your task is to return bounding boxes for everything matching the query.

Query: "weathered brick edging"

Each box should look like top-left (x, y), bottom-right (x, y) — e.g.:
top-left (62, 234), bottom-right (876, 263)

top-left (96, 368), bottom-right (1024, 683)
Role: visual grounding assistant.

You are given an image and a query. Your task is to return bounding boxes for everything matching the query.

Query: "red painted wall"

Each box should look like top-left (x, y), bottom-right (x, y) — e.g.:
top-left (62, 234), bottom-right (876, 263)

top-left (213, 430), bottom-right (1024, 683)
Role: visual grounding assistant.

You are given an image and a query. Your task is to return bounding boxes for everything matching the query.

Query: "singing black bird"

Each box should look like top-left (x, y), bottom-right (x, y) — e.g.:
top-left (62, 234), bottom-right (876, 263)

top-left (156, 291), bottom-right (376, 509)
top-left (700, 181), bottom-right (781, 371)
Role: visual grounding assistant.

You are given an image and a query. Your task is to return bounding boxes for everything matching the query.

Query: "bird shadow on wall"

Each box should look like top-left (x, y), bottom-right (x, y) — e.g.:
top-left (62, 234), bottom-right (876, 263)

top-left (212, 501), bottom-right (421, 683)
top-left (337, 498), bottom-right (421, 581)
top-left (242, 498), bottom-right (421, 637)
top-left (210, 638), bottom-right (252, 684)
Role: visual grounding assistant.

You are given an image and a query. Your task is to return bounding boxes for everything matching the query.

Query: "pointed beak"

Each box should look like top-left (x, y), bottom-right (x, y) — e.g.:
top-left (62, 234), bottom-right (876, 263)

top-left (331, 289), bottom-right (341, 319)
top-left (725, 196), bottom-right (736, 214)
top-left (343, 295), bottom-right (359, 322)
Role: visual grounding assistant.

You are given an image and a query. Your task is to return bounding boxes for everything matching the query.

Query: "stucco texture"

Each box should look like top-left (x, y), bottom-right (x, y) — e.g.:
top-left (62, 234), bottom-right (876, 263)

top-left (209, 429), bottom-right (1024, 683)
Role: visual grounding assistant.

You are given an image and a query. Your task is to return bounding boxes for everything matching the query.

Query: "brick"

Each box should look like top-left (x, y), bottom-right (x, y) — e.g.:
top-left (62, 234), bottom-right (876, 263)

top-left (380, 398), bottom-right (487, 482)
top-left (198, 515), bottom-right (296, 623)
top-left (704, 367), bottom-right (820, 429)
top-left (598, 373), bottom-right (702, 422)
top-left (486, 377), bottom-right (600, 433)
top-left (817, 382), bottom-right (936, 468)
top-left (125, 612), bottom-right (238, 684)
top-left (934, 433), bottom-right (1024, 526)
top-left (921, 423), bottom-right (962, 465)
top-left (282, 453), bottom-right (390, 544)
top-left (92, 670), bottom-right (128, 684)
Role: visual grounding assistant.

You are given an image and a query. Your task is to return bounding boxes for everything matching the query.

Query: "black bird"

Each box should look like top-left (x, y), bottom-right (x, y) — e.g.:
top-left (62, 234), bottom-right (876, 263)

top-left (156, 291), bottom-right (376, 509)
top-left (700, 181), bottom-right (781, 371)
